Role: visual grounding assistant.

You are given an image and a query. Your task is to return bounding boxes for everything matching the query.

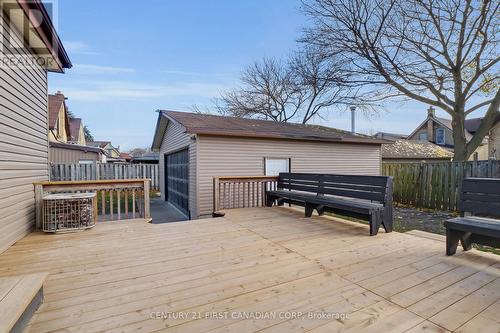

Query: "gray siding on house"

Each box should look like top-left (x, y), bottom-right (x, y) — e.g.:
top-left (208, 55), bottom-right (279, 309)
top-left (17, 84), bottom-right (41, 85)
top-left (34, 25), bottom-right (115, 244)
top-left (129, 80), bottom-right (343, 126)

top-left (196, 136), bottom-right (382, 218)
top-left (49, 147), bottom-right (100, 164)
top-left (0, 11), bottom-right (49, 253)
top-left (158, 120), bottom-right (197, 218)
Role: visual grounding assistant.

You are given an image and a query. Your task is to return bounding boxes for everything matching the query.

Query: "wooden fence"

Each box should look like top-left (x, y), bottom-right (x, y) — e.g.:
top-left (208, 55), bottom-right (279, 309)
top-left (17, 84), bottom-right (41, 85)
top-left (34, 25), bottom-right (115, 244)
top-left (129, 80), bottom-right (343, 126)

top-left (213, 176), bottom-right (279, 214)
top-left (50, 163), bottom-right (159, 190)
top-left (382, 160), bottom-right (500, 211)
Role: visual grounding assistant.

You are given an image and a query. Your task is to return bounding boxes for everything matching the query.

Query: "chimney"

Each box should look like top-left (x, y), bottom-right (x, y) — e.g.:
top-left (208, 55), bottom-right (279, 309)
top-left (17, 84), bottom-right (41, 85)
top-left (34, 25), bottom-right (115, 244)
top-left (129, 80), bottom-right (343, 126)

top-left (427, 107), bottom-right (434, 142)
top-left (427, 106), bottom-right (435, 118)
top-left (350, 106), bottom-right (356, 133)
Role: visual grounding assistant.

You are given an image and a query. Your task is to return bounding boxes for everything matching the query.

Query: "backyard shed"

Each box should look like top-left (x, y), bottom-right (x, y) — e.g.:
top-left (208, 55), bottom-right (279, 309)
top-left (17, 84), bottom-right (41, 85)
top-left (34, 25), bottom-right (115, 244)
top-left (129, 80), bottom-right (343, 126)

top-left (151, 111), bottom-right (388, 219)
top-left (0, 0), bottom-right (71, 253)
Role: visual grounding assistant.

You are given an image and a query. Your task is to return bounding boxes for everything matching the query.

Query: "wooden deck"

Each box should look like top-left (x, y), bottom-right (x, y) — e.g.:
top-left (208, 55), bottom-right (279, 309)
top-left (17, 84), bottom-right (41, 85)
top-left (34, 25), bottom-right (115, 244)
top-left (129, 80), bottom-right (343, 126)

top-left (0, 207), bottom-right (499, 333)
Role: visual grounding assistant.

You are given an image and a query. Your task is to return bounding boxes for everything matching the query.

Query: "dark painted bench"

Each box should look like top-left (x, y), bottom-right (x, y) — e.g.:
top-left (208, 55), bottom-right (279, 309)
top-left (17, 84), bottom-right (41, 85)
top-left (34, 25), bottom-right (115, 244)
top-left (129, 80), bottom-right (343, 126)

top-left (265, 173), bottom-right (393, 236)
top-left (445, 178), bottom-right (500, 256)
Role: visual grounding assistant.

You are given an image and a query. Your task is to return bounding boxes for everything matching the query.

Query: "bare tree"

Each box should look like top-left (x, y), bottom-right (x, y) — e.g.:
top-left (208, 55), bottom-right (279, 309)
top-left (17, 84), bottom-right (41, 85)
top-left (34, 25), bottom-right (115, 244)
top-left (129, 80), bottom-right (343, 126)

top-left (302, 0), bottom-right (499, 161)
top-left (128, 148), bottom-right (148, 157)
top-left (218, 57), bottom-right (301, 122)
top-left (218, 51), bottom-right (356, 124)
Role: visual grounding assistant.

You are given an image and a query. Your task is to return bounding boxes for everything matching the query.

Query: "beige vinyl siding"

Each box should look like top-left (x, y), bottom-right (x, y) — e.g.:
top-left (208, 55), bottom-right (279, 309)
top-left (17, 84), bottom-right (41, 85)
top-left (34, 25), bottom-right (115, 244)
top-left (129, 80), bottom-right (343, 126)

top-left (159, 120), bottom-right (197, 218)
top-left (49, 147), bottom-right (100, 164)
top-left (196, 135), bottom-right (382, 217)
top-left (0, 10), bottom-right (49, 253)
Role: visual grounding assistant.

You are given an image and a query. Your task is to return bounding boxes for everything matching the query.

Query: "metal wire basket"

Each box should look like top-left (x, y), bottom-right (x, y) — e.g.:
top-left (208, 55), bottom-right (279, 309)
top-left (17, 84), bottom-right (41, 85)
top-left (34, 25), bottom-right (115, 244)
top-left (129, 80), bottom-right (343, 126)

top-left (42, 193), bottom-right (97, 233)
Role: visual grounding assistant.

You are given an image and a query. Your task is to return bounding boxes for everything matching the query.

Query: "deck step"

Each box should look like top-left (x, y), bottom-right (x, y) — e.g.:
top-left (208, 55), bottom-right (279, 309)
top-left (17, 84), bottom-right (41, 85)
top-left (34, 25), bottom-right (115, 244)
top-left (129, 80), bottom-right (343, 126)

top-left (0, 272), bottom-right (48, 333)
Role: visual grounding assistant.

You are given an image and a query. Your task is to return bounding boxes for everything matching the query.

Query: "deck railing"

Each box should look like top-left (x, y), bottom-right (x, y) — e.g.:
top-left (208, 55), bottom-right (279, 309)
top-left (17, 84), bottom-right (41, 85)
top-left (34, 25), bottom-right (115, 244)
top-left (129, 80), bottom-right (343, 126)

top-left (34, 179), bottom-right (151, 228)
top-left (213, 176), bottom-right (279, 214)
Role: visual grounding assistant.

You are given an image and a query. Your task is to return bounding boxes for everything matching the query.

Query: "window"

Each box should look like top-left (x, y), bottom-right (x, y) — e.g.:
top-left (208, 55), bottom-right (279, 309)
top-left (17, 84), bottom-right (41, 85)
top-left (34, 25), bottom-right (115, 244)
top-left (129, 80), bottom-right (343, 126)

top-left (418, 132), bottom-right (428, 140)
top-left (265, 158), bottom-right (290, 176)
top-left (435, 128), bottom-right (445, 145)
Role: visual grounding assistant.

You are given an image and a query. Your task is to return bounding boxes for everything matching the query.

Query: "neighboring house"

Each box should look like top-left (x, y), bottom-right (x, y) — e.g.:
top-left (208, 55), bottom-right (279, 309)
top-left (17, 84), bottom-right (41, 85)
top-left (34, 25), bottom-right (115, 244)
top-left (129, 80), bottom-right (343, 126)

top-left (68, 118), bottom-right (86, 145)
top-left (407, 107), bottom-right (490, 160)
top-left (48, 93), bottom-right (103, 163)
top-left (48, 91), bottom-right (70, 143)
top-left (49, 142), bottom-right (103, 164)
top-left (88, 141), bottom-right (122, 162)
top-left (131, 151), bottom-right (159, 164)
top-left (382, 140), bottom-right (453, 163)
top-left (0, 0), bottom-right (71, 253)
top-left (373, 132), bottom-right (407, 141)
top-left (120, 152), bottom-right (132, 162)
top-left (151, 111), bottom-right (388, 219)
top-left (464, 116), bottom-right (500, 160)
top-left (490, 123), bottom-right (500, 159)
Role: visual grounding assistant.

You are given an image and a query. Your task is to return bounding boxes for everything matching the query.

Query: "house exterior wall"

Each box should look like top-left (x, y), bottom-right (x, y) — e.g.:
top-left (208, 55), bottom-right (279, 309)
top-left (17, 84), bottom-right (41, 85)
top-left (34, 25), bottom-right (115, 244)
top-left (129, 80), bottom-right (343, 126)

top-left (196, 135), bottom-right (382, 218)
top-left (49, 147), bottom-right (100, 164)
top-left (77, 125), bottom-right (86, 145)
top-left (158, 121), bottom-right (197, 218)
top-left (0, 11), bottom-right (49, 253)
top-left (489, 124), bottom-right (500, 159)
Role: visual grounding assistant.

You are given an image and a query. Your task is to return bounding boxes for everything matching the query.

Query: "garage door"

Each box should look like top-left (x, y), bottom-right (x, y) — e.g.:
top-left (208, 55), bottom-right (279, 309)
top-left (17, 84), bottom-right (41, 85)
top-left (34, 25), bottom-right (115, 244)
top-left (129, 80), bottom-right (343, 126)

top-left (165, 149), bottom-right (189, 215)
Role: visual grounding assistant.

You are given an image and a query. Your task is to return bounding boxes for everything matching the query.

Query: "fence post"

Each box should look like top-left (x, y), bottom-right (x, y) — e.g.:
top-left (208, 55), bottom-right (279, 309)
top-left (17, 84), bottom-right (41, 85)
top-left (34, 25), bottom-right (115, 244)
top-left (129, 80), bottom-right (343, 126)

top-left (95, 162), bottom-right (100, 180)
top-left (143, 179), bottom-right (150, 220)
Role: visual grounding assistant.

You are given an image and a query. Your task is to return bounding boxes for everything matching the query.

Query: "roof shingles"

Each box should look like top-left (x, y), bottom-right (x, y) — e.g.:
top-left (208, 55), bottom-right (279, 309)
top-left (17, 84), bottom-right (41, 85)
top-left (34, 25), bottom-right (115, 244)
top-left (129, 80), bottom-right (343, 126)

top-left (161, 110), bottom-right (387, 144)
top-left (382, 140), bottom-right (453, 160)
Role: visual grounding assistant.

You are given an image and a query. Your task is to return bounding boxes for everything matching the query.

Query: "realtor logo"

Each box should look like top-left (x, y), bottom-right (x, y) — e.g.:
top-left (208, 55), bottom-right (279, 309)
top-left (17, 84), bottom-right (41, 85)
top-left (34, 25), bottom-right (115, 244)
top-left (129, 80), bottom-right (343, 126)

top-left (1, 0), bottom-right (57, 69)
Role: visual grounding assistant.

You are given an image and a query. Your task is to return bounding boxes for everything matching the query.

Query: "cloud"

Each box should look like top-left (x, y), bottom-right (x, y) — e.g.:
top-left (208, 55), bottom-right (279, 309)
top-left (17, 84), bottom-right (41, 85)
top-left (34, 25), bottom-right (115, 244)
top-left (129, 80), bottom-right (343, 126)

top-left (72, 64), bottom-right (136, 75)
top-left (63, 41), bottom-right (98, 55)
top-left (61, 80), bottom-right (228, 101)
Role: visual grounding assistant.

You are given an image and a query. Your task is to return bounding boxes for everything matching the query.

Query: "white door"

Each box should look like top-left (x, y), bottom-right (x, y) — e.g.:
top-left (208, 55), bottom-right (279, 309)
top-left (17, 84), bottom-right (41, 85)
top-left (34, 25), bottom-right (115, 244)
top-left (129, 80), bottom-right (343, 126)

top-left (265, 158), bottom-right (290, 176)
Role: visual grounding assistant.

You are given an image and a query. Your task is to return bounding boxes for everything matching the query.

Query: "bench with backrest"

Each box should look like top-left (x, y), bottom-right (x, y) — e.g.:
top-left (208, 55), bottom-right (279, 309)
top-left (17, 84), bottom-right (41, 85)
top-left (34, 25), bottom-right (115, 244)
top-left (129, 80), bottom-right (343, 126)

top-left (266, 173), bottom-right (393, 236)
top-left (445, 178), bottom-right (500, 256)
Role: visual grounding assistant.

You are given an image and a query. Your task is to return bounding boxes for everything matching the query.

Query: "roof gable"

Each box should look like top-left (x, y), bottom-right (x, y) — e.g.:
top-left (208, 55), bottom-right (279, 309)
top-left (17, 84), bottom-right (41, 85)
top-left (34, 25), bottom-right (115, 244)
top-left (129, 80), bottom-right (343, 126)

top-left (68, 118), bottom-right (82, 141)
top-left (48, 93), bottom-right (65, 129)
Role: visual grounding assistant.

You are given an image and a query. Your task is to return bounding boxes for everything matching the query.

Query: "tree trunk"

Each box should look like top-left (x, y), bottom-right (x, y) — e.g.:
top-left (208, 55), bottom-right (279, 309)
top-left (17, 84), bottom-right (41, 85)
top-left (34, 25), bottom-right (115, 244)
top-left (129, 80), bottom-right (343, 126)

top-left (451, 110), bottom-right (468, 162)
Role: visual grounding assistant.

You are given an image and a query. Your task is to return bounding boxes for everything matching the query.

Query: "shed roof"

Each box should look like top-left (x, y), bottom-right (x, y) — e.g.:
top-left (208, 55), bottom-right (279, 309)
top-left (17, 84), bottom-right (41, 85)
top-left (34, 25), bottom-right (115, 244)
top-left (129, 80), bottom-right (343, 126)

top-left (382, 140), bottom-right (453, 160)
top-left (152, 110), bottom-right (388, 150)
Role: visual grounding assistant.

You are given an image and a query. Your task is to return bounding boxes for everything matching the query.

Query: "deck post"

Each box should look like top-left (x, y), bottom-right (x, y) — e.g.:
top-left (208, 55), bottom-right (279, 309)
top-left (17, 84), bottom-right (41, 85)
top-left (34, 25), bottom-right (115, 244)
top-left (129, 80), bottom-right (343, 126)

top-left (34, 184), bottom-right (44, 230)
top-left (143, 179), bottom-right (150, 220)
top-left (213, 177), bottom-right (220, 213)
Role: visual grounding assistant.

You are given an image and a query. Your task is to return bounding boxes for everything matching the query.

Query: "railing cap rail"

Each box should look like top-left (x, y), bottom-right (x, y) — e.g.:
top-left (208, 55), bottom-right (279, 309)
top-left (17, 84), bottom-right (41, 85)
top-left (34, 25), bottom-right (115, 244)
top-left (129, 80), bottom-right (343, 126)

top-left (216, 175), bottom-right (279, 180)
top-left (34, 179), bottom-right (151, 186)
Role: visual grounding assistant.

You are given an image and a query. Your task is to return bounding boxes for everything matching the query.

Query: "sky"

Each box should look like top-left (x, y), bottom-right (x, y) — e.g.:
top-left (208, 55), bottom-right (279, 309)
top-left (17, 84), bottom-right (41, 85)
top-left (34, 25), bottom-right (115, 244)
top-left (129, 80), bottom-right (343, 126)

top-left (48, 0), bottom-right (459, 151)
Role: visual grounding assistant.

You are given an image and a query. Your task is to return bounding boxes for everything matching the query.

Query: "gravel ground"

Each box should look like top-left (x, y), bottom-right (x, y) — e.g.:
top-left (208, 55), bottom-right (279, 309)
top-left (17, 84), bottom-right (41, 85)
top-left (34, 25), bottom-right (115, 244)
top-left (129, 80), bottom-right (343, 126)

top-left (392, 205), bottom-right (456, 235)
top-left (330, 205), bottom-right (499, 255)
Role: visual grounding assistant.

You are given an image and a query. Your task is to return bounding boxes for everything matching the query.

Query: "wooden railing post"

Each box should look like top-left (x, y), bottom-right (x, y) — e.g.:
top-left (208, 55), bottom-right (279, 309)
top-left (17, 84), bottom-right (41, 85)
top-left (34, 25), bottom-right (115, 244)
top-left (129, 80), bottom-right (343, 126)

top-left (213, 177), bottom-right (220, 213)
top-left (34, 184), bottom-right (43, 229)
top-left (143, 179), bottom-right (150, 220)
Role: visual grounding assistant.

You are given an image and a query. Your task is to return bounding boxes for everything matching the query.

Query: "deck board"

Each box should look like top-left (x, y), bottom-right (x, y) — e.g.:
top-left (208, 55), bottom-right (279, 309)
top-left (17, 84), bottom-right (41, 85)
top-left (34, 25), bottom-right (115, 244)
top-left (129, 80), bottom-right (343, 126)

top-left (0, 208), bottom-right (499, 332)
